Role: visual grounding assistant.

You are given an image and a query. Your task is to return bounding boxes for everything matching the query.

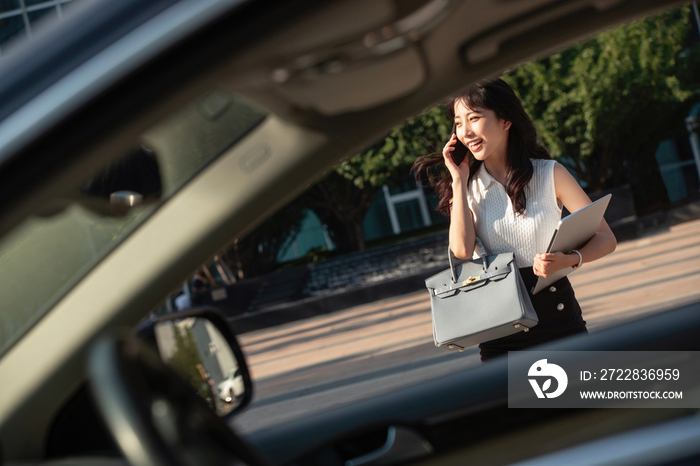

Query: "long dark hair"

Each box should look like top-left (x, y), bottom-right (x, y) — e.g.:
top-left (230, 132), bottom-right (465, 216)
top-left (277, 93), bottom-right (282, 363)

top-left (412, 77), bottom-right (549, 216)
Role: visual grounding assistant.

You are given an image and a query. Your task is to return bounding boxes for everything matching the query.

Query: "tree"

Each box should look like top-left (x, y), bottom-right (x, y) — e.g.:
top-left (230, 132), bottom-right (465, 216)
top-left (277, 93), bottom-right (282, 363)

top-left (505, 6), bottom-right (700, 213)
top-left (223, 198), bottom-right (306, 278)
top-left (303, 105), bottom-right (452, 252)
top-left (167, 325), bottom-right (209, 398)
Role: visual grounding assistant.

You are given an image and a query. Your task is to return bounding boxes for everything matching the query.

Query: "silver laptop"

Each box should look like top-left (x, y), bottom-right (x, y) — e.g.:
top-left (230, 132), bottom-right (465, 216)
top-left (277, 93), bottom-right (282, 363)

top-left (532, 194), bottom-right (612, 294)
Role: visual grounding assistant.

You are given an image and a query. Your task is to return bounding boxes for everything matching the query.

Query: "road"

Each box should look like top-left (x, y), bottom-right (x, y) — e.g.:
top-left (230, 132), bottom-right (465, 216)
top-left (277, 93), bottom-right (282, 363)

top-left (232, 218), bottom-right (700, 433)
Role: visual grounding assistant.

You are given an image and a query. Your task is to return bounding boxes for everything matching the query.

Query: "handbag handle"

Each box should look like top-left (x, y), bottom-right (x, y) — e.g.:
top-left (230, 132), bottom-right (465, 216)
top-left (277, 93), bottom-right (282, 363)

top-left (448, 237), bottom-right (488, 283)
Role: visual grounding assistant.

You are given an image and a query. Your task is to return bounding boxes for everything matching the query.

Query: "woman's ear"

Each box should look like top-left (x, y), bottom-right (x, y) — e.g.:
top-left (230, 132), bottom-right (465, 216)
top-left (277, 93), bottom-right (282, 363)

top-left (503, 120), bottom-right (512, 131)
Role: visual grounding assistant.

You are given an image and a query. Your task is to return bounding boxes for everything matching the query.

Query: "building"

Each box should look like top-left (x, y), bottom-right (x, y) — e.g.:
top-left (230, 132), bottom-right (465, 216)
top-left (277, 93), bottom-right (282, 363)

top-left (0, 0), bottom-right (76, 57)
top-left (277, 178), bottom-right (448, 262)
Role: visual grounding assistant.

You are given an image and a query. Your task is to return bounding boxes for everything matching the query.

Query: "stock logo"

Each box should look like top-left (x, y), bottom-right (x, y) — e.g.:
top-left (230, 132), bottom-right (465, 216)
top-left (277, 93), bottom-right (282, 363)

top-left (528, 359), bottom-right (568, 399)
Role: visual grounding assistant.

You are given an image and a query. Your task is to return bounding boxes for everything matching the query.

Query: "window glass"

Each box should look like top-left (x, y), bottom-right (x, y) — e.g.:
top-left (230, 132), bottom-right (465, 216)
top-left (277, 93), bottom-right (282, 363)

top-left (0, 0), bottom-right (19, 13)
top-left (0, 15), bottom-right (26, 45)
top-left (231, 6), bottom-right (700, 435)
top-left (24, 0), bottom-right (53, 6)
top-left (27, 6), bottom-right (57, 25)
top-left (59, 0), bottom-right (78, 13)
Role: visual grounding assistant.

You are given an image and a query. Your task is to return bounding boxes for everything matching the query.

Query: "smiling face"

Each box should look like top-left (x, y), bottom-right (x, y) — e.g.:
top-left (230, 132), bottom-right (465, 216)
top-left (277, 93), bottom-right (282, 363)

top-left (453, 100), bottom-right (511, 164)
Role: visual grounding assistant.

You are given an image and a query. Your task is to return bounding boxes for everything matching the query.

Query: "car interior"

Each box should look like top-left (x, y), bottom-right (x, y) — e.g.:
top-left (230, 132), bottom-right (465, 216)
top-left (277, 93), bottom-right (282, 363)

top-left (0, 0), bottom-right (698, 465)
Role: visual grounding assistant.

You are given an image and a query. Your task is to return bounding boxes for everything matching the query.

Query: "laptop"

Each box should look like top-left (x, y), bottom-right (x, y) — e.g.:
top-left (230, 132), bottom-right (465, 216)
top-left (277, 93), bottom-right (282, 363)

top-left (532, 194), bottom-right (612, 294)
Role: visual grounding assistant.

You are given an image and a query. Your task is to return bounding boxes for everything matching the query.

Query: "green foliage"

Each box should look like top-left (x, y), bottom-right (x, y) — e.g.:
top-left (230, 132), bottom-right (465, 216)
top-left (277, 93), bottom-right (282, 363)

top-left (505, 6), bottom-right (700, 212)
top-left (307, 106), bottom-right (452, 252)
top-left (234, 103), bottom-right (450, 261)
top-left (167, 325), bottom-right (209, 398)
top-left (223, 197), bottom-right (307, 278)
top-left (336, 106), bottom-right (452, 189)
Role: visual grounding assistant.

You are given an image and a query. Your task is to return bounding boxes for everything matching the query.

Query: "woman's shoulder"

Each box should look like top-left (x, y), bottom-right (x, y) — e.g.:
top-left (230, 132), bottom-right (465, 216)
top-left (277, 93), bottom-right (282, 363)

top-left (530, 158), bottom-right (558, 181)
top-left (530, 158), bottom-right (556, 170)
top-left (527, 159), bottom-right (558, 197)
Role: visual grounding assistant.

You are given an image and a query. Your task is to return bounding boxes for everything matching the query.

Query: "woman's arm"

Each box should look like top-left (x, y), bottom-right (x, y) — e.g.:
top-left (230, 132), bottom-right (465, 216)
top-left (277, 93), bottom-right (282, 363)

top-left (443, 134), bottom-right (476, 259)
top-left (450, 179), bottom-right (476, 259)
top-left (533, 162), bottom-right (617, 278)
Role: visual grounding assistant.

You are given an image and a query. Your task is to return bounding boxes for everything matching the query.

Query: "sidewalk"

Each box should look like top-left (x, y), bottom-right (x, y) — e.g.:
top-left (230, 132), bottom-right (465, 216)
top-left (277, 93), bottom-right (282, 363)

top-left (220, 233), bottom-right (451, 331)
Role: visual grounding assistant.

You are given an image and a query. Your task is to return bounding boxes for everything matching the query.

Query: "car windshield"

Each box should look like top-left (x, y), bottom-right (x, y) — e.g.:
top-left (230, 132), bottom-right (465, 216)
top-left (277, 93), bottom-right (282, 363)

top-left (0, 91), bottom-right (266, 357)
top-left (2, 0), bottom-right (700, 464)
top-left (222, 5), bottom-right (700, 435)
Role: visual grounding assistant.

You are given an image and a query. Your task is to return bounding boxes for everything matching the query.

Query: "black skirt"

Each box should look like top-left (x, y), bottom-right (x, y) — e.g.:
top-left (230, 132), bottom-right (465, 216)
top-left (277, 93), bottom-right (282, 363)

top-left (478, 267), bottom-right (588, 362)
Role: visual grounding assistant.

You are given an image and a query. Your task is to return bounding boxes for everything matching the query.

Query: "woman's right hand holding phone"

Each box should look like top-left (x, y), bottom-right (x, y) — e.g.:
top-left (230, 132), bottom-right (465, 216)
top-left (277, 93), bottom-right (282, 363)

top-left (445, 133), bottom-right (476, 259)
top-left (443, 134), bottom-right (470, 183)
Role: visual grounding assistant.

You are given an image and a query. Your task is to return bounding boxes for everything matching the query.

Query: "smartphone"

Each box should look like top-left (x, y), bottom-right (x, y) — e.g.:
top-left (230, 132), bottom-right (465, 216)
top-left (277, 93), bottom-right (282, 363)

top-left (450, 122), bottom-right (468, 166)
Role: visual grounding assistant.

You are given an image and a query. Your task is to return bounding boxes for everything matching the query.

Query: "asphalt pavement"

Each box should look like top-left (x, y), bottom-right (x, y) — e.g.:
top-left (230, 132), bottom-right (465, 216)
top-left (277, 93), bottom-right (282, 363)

top-left (232, 217), bottom-right (700, 434)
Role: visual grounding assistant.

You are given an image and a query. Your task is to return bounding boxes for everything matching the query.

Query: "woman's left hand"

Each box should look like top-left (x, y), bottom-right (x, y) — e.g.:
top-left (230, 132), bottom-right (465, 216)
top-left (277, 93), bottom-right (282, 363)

top-left (533, 252), bottom-right (578, 278)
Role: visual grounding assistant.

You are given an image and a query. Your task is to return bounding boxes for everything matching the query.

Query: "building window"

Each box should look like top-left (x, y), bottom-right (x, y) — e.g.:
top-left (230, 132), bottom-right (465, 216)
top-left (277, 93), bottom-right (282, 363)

top-left (0, 14), bottom-right (25, 46)
top-left (0, 0), bottom-right (75, 56)
top-left (0, 1), bottom-right (21, 14)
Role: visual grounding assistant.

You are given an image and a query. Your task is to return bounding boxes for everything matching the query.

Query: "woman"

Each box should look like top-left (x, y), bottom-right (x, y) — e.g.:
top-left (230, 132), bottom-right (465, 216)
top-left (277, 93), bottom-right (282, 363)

top-left (413, 78), bottom-right (617, 361)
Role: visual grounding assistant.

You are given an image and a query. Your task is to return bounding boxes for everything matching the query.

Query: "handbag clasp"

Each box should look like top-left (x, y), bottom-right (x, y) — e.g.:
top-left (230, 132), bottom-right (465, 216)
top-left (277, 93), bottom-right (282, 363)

top-left (463, 276), bottom-right (479, 286)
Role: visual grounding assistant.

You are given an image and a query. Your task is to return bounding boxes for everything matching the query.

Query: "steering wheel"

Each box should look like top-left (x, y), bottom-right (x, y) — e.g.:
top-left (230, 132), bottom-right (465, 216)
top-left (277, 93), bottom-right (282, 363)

top-left (88, 332), bottom-right (273, 466)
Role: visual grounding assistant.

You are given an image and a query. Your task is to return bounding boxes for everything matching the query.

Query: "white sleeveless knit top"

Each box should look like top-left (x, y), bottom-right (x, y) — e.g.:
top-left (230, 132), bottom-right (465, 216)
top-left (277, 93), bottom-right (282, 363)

top-left (466, 159), bottom-right (561, 267)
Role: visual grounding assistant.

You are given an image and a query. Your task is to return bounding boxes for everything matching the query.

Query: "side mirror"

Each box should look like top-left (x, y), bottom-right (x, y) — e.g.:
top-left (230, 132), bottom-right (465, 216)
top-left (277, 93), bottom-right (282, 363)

top-left (151, 307), bottom-right (252, 418)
